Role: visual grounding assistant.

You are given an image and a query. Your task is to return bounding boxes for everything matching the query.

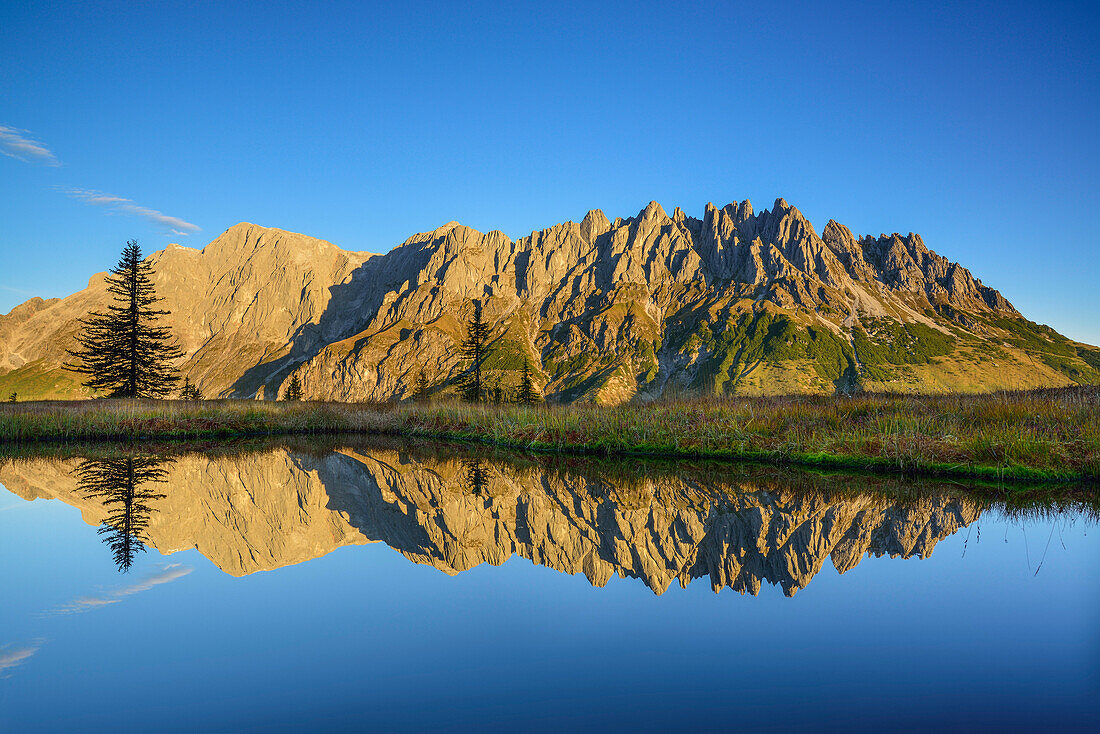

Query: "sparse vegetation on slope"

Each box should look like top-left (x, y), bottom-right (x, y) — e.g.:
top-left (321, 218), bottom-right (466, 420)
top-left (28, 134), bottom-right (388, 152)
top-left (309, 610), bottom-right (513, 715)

top-left (1, 387), bottom-right (1097, 482)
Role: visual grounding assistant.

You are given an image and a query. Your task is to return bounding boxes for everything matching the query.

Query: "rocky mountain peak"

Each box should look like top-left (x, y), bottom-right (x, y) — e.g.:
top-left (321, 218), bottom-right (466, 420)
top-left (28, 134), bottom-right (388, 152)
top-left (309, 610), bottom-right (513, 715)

top-left (580, 208), bottom-right (611, 242)
top-left (731, 199), bottom-right (754, 222)
top-left (641, 200), bottom-right (667, 220)
top-left (821, 219), bottom-right (857, 251)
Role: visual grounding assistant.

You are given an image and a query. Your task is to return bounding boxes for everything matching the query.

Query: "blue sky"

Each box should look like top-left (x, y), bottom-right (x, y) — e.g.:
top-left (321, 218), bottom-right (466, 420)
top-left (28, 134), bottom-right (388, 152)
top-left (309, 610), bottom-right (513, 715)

top-left (1, 1), bottom-right (1098, 343)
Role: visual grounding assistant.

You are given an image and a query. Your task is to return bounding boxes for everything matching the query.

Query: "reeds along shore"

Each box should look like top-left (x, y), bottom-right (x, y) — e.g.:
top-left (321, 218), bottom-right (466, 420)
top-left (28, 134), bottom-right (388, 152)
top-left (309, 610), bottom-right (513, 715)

top-left (0, 387), bottom-right (1097, 482)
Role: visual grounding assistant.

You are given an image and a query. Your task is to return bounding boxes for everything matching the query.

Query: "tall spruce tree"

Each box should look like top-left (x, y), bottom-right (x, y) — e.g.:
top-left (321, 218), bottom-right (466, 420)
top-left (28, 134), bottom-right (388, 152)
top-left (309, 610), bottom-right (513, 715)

top-left (65, 241), bottom-right (182, 398)
top-left (460, 301), bottom-right (490, 402)
top-left (516, 358), bottom-right (541, 405)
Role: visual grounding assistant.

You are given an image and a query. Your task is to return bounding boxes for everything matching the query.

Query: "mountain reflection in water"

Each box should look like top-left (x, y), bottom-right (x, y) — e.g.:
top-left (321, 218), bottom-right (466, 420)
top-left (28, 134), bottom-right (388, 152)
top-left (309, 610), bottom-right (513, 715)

top-left (1, 438), bottom-right (1087, 595)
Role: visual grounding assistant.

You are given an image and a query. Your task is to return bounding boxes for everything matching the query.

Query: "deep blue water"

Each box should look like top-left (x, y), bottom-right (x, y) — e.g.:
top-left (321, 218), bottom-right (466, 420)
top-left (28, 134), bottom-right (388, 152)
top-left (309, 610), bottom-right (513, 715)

top-left (0, 440), bottom-right (1096, 732)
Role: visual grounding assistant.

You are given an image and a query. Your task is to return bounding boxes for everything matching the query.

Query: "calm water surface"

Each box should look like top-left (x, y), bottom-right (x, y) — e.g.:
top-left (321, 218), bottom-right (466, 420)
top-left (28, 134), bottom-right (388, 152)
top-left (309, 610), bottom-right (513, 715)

top-left (1, 438), bottom-right (1097, 732)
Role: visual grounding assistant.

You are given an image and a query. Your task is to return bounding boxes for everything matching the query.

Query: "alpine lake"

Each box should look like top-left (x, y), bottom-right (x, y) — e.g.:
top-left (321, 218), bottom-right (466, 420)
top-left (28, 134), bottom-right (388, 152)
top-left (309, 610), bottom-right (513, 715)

top-left (1, 436), bottom-right (1097, 732)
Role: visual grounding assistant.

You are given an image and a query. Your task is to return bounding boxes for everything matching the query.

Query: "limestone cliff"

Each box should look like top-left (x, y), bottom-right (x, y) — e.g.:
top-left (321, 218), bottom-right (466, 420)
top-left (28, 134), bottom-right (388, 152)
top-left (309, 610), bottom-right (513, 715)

top-left (2, 199), bottom-right (1097, 401)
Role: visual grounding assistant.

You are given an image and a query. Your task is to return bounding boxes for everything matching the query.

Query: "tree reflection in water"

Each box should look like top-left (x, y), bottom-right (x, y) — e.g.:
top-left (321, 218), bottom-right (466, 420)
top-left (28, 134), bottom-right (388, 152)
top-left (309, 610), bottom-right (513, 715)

top-left (76, 456), bottom-right (172, 572)
top-left (464, 456), bottom-right (490, 496)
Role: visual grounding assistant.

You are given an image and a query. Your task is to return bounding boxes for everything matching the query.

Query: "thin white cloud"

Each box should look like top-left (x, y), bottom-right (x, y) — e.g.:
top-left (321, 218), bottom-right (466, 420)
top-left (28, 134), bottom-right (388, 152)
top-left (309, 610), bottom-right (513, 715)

top-left (76, 192), bottom-right (130, 205)
top-left (47, 564), bottom-right (193, 616)
top-left (65, 188), bottom-right (201, 236)
top-left (51, 596), bottom-right (122, 614)
top-left (0, 285), bottom-right (36, 296)
top-left (0, 128), bottom-right (200, 235)
top-left (0, 645), bottom-right (40, 677)
top-left (0, 125), bottom-right (60, 166)
top-left (6, 567), bottom-right (193, 679)
top-left (114, 564), bottom-right (192, 596)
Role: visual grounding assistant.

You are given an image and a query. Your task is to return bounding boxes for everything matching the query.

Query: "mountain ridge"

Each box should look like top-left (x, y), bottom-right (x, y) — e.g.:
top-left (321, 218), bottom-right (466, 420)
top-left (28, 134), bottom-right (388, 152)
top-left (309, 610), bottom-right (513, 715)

top-left (2, 197), bottom-right (1098, 402)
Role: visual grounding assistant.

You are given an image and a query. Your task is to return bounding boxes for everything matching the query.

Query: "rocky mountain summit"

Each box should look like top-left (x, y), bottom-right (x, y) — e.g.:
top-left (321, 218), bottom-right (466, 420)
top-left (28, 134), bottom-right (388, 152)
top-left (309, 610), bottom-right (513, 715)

top-left (2, 198), bottom-right (1098, 401)
top-left (0, 443), bottom-right (983, 596)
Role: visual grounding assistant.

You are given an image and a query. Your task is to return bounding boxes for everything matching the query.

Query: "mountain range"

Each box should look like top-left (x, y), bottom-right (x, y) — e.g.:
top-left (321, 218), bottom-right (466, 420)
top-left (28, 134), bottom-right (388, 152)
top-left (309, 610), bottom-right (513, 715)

top-left (2, 197), bottom-right (1098, 402)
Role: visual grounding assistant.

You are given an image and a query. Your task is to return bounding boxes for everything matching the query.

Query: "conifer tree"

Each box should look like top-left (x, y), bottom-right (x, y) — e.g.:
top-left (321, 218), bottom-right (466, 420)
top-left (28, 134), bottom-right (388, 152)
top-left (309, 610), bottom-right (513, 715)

top-left (460, 301), bottom-right (490, 402)
top-left (65, 241), bottom-right (182, 398)
top-left (179, 377), bottom-right (203, 401)
top-left (283, 373), bottom-right (304, 401)
top-left (7, 392), bottom-right (16, 403)
top-left (516, 358), bottom-right (541, 405)
top-left (414, 369), bottom-right (431, 403)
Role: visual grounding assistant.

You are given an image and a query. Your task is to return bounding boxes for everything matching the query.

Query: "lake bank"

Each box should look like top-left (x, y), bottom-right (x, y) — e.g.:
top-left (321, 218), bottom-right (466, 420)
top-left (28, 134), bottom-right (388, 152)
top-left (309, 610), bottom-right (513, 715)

top-left (0, 387), bottom-right (1097, 482)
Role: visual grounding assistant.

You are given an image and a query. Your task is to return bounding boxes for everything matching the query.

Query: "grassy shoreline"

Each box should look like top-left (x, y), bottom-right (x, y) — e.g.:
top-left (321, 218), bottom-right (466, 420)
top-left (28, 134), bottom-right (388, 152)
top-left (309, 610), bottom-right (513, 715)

top-left (0, 387), bottom-right (1097, 483)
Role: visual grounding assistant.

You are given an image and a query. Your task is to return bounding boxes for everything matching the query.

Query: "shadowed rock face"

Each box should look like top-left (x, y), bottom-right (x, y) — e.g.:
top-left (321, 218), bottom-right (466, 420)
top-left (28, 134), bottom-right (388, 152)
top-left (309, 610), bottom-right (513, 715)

top-left (2, 198), bottom-right (1097, 402)
top-left (0, 445), bottom-right (982, 596)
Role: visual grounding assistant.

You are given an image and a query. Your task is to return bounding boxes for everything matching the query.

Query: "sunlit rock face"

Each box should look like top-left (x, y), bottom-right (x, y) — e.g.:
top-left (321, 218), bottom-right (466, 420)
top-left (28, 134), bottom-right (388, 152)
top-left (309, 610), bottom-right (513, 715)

top-left (3, 198), bottom-right (1097, 403)
top-left (0, 225), bottom-right (371, 400)
top-left (0, 444), bottom-right (982, 595)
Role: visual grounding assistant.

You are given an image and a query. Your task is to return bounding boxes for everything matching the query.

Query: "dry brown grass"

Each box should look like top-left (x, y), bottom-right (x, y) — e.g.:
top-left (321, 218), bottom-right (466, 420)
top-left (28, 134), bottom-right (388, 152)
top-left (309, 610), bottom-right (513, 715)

top-left (1, 386), bottom-right (1098, 481)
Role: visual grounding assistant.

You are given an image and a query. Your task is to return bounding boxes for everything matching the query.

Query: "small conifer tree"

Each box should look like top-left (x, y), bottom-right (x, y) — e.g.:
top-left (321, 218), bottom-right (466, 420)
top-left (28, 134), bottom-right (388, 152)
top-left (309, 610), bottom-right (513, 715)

top-left (283, 373), bottom-right (304, 401)
top-left (516, 358), bottom-right (541, 406)
top-left (179, 377), bottom-right (203, 401)
top-left (414, 369), bottom-right (431, 403)
top-left (7, 392), bottom-right (16, 403)
top-left (460, 301), bottom-right (490, 402)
